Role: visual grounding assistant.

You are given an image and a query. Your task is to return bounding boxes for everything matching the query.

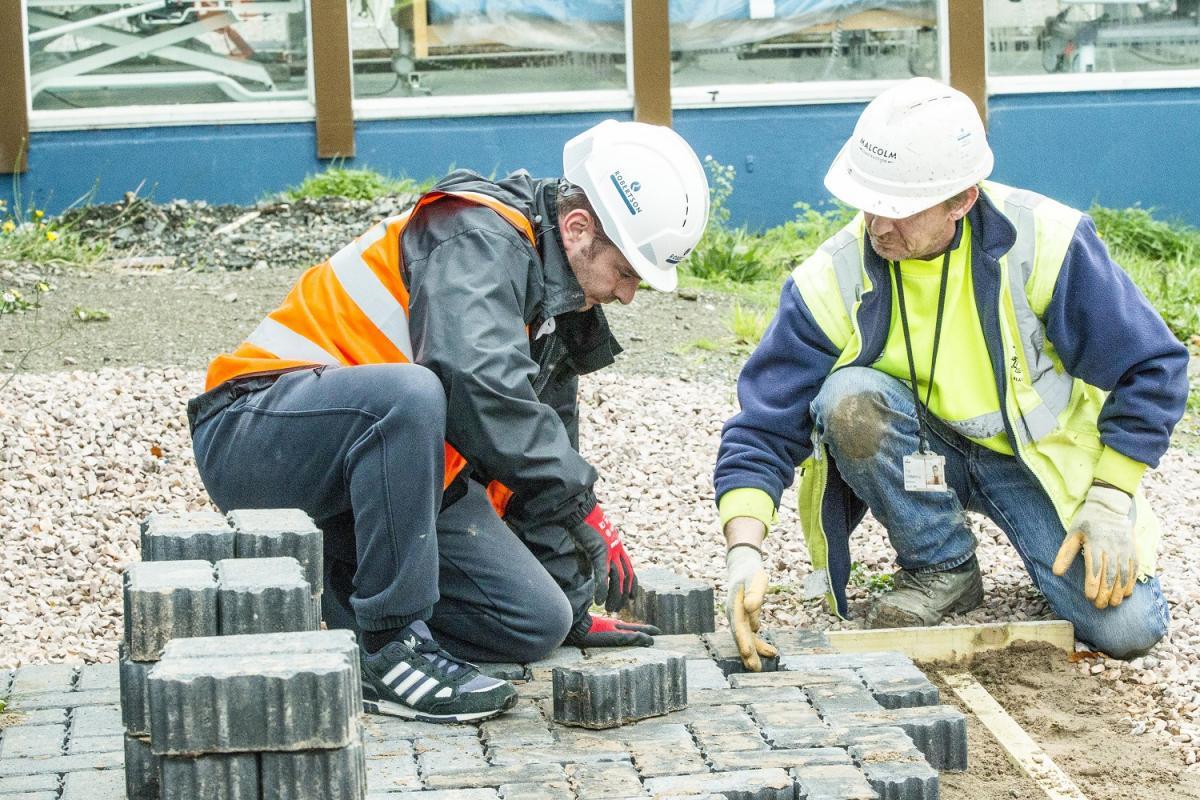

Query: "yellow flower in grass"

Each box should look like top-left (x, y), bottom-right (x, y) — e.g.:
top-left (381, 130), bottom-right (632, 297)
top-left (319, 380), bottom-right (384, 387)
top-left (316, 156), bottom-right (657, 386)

top-left (1, 220), bottom-right (14, 234)
top-left (34, 209), bottom-right (44, 219)
top-left (45, 230), bottom-right (59, 242)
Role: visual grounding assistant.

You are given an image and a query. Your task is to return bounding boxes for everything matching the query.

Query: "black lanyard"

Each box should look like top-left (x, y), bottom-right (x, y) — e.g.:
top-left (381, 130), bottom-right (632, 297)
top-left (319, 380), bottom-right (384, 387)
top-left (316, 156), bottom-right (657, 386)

top-left (892, 250), bottom-right (951, 455)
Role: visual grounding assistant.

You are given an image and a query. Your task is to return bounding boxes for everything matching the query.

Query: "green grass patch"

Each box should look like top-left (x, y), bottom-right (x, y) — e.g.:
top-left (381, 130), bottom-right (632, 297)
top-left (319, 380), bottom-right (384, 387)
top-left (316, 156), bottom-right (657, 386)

top-left (849, 562), bottom-right (895, 593)
top-left (728, 303), bottom-right (770, 347)
top-left (0, 204), bottom-right (105, 270)
top-left (282, 166), bottom-right (436, 202)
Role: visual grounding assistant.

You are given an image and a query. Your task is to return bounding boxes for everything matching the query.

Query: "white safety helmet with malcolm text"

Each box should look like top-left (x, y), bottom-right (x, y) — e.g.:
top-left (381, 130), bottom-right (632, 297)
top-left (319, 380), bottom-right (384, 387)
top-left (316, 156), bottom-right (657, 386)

top-left (824, 77), bottom-right (994, 219)
top-left (563, 119), bottom-right (709, 292)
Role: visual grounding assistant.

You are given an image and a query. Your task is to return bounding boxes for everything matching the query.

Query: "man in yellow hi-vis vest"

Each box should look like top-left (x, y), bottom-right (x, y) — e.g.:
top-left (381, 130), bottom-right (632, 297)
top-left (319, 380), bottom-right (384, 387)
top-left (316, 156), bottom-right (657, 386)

top-left (716, 79), bottom-right (1188, 669)
top-left (188, 121), bottom-right (709, 721)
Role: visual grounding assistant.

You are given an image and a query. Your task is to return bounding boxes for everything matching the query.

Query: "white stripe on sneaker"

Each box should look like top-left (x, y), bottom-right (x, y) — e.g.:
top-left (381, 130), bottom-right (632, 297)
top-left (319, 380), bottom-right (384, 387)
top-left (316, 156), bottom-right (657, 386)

top-left (392, 670), bottom-right (424, 696)
top-left (405, 676), bottom-right (441, 704)
top-left (381, 661), bottom-right (410, 686)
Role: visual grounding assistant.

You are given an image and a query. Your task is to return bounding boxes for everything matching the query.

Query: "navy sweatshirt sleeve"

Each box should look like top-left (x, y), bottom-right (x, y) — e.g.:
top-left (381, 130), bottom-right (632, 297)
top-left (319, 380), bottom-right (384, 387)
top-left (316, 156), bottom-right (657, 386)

top-left (714, 277), bottom-right (842, 507)
top-left (1043, 216), bottom-right (1189, 468)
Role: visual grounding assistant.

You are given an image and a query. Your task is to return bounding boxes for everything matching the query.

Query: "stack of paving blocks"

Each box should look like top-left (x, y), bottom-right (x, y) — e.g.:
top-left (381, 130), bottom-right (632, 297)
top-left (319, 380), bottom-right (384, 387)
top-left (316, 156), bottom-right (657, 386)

top-left (119, 509), bottom-right (365, 799)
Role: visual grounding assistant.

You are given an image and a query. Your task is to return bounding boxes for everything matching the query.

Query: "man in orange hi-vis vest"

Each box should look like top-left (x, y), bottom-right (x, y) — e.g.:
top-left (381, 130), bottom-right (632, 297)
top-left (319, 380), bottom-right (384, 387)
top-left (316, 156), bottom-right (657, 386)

top-left (186, 120), bottom-right (710, 723)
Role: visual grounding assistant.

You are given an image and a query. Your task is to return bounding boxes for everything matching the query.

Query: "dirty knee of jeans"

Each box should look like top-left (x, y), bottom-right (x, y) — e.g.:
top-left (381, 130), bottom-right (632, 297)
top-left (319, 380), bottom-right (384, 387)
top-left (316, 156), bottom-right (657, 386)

top-left (826, 393), bottom-right (888, 460)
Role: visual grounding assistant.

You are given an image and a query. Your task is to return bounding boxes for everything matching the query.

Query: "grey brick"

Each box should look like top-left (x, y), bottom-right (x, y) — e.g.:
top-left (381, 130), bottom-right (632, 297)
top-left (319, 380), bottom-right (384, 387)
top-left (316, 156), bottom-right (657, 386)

top-left (779, 652), bottom-right (911, 672)
top-left (216, 556), bottom-right (315, 635)
top-left (415, 735), bottom-right (489, 775)
top-left (702, 631), bottom-right (778, 674)
top-left (793, 763), bottom-right (879, 799)
top-left (364, 736), bottom-right (413, 760)
top-left (552, 649), bottom-right (686, 729)
top-left (730, 669), bottom-right (860, 690)
top-left (421, 762), bottom-right (567, 790)
top-left (0, 724), bottom-right (65, 758)
top-left (0, 792), bottom-right (56, 800)
top-left (163, 628), bottom-right (361, 691)
top-left (70, 705), bottom-right (122, 737)
top-left (61, 767), bottom-right (125, 799)
top-left (515, 680), bottom-right (552, 700)
top-left (685, 659), bottom-right (729, 690)
top-left (709, 747), bottom-right (853, 772)
top-left (478, 663), bottom-right (527, 681)
top-left (119, 649), bottom-right (152, 736)
top-left (861, 760), bottom-right (938, 800)
top-left (1, 709), bottom-right (66, 727)
top-left (141, 511), bottom-right (236, 563)
top-left (881, 705), bottom-right (968, 771)
top-left (618, 722), bottom-right (693, 744)
top-left (488, 744), bottom-right (628, 767)
top-left (4, 689), bottom-right (116, 712)
top-left (690, 687), bottom-right (805, 705)
top-left (526, 647), bottom-right (585, 680)
top-left (366, 752), bottom-right (422, 792)
top-left (123, 560), bottom-right (218, 660)
top-left (567, 760), bottom-right (646, 798)
top-left (644, 767), bottom-right (794, 799)
top-left (74, 665), bottom-right (119, 693)
top-left (649, 634), bottom-right (711, 660)
top-left (749, 701), bottom-right (821, 729)
top-left (148, 650), bottom-right (356, 755)
top-left (379, 791), bottom-right (499, 800)
top-left (805, 683), bottom-right (886, 716)
top-left (0, 750), bottom-right (123, 777)
top-left (478, 704), bottom-right (553, 747)
top-left (691, 709), bottom-right (761, 737)
top-left (66, 734), bottom-right (122, 755)
top-left (843, 727), bottom-right (924, 764)
top-left (160, 752), bottom-right (258, 800)
top-left (0, 773), bottom-right (59, 794)
top-left (123, 734), bottom-right (160, 800)
top-left (262, 740), bottom-right (367, 800)
top-left (856, 665), bottom-right (939, 710)
top-left (498, 780), bottom-right (572, 799)
top-left (761, 724), bottom-right (848, 750)
top-left (628, 568), bottom-right (716, 634)
top-left (771, 629), bottom-right (835, 654)
top-left (359, 714), bottom-right (474, 743)
top-left (627, 737), bottom-right (708, 778)
top-left (228, 508), bottom-right (324, 596)
top-left (9, 665), bottom-right (76, 697)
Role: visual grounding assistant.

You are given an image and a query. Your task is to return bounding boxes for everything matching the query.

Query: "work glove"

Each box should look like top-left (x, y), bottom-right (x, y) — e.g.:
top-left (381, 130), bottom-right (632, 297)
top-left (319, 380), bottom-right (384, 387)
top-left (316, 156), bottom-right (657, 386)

top-left (569, 503), bottom-right (637, 613)
top-left (565, 613), bottom-right (660, 648)
top-left (1052, 484), bottom-right (1138, 609)
top-left (725, 545), bottom-right (778, 672)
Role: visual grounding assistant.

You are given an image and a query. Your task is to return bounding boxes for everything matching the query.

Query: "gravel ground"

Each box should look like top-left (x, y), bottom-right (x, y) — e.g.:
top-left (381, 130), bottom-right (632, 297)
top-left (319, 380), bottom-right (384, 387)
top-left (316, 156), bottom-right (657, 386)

top-left (2, 365), bottom-right (1199, 769)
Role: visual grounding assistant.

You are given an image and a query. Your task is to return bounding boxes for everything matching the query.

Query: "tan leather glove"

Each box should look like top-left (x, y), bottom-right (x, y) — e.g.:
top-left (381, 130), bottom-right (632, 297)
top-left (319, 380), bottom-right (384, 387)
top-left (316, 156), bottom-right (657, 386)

top-left (725, 545), bottom-right (778, 671)
top-left (1052, 485), bottom-right (1138, 609)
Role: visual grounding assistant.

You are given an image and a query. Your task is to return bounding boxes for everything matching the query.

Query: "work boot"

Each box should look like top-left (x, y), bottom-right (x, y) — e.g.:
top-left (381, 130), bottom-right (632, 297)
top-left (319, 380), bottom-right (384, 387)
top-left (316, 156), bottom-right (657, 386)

top-left (864, 556), bottom-right (984, 628)
top-left (361, 621), bottom-right (517, 723)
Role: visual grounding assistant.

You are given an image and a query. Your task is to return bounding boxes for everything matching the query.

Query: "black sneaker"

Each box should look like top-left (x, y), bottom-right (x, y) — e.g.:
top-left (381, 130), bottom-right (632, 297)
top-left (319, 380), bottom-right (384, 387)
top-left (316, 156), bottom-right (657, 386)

top-left (361, 621), bottom-right (517, 723)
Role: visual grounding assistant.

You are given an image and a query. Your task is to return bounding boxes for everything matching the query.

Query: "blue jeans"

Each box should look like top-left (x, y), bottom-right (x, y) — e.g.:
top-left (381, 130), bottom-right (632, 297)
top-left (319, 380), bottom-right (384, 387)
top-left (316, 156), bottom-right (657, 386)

top-left (810, 367), bottom-right (1169, 658)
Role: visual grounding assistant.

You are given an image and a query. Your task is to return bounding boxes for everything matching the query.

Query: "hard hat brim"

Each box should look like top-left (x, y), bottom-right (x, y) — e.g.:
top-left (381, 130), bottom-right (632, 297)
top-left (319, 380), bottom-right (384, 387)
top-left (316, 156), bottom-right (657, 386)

top-left (824, 142), bottom-right (993, 219)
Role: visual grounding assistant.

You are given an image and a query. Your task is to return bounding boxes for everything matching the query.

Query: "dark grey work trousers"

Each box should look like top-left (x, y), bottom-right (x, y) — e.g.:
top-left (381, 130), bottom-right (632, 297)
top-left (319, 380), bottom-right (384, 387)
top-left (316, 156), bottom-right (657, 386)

top-left (190, 364), bottom-right (573, 662)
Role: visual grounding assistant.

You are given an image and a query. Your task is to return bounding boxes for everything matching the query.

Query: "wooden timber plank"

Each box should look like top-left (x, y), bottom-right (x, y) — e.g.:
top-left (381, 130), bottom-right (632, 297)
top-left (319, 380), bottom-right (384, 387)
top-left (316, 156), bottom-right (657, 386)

top-left (823, 620), bottom-right (1075, 662)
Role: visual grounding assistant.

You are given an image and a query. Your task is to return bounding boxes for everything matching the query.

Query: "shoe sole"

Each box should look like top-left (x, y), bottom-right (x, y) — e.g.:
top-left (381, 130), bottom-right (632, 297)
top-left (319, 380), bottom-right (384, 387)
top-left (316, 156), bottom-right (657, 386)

top-left (362, 689), bottom-right (517, 724)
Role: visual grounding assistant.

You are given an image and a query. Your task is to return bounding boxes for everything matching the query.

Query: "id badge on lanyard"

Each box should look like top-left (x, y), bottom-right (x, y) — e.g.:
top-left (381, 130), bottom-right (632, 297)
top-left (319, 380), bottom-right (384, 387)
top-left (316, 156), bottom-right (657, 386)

top-left (903, 451), bottom-right (948, 493)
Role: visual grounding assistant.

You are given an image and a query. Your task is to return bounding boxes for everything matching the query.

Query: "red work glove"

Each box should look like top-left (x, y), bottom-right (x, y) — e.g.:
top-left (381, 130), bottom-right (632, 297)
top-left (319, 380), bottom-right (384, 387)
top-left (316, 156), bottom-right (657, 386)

top-left (569, 503), bottom-right (637, 612)
top-left (565, 614), bottom-right (660, 648)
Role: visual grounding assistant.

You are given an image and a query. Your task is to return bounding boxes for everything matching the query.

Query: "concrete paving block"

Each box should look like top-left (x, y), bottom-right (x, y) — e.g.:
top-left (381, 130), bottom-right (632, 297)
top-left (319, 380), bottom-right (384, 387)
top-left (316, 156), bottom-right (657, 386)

top-left (141, 511), bottom-right (236, 563)
top-left (770, 629), bottom-right (836, 654)
top-left (70, 704), bottom-right (123, 737)
top-left (261, 740), bottom-right (367, 800)
top-left (0, 724), bottom-right (65, 759)
top-left (61, 767), bottom-right (125, 799)
top-left (843, 727), bottom-right (924, 764)
top-left (552, 649), bottom-right (687, 729)
top-left (527, 647), bottom-right (585, 680)
top-left (163, 628), bottom-right (361, 693)
top-left (761, 724), bottom-right (848, 750)
top-left (366, 756), bottom-right (422, 792)
top-left (9, 665), bottom-right (76, 697)
top-left (119, 648), bottom-right (152, 737)
top-left (379, 791), bottom-right (499, 800)
top-left (160, 752), bottom-right (259, 800)
top-left (690, 711), bottom-right (760, 737)
top-left (779, 652), bottom-right (911, 673)
top-left (478, 663), bottom-right (527, 681)
top-left (4, 689), bottom-right (116, 713)
top-left (861, 760), bottom-right (939, 800)
top-left (487, 743), bottom-right (629, 767)
top-left (228, 508), bottom-right (324, 596)
top-left (730, 669), bottom-right (861, 690)
top-left (74, 664), bottom-right (119, 693)
top-left (702, 631), bottom-right (778, 674)
top-left (881, 706), bottom-right (968, 771)
top-left (627, 737), bottom-right (709, 778)
top-left (792, 763), bottom-right (879, 800)
top-left (359, 714), bottom-right (474, 743)
top-left (567, 760), bottom-right (646, 798)
top-left (689, 686), bottom-right (805, 706)
top-left (516, 680), bottom-right (552, 701)
top-left (2, 708), bottom-right (66, 727)
top-left (148, 650), bottom-right (356, 755)
top-left (856, 665), bottom-right (939, 710)
top-left (67, 734), bottom-right (123, 755)
top-left (629, 568), bottom-right (716, 634)
top-left (649, 634), bottom-right (711, 660)
top-left (0, 773), bottom-right (59, 794)
top-left (805, 683), bottom-right (886, 716)
top-left (216, 556), bottom-right (315, 635)
top-left (415, 735), bottom-right (489, 776)
top-left (709, 747), bottom-right (854, 773)
top-left (122, 560), bottom-right (218, 660)
top-left (685, 658), bottom-right (729, 690)
top-left (749, 700), bottom-right (822, 730)
top-left (421, 762), bottom-right (567, 791)
top-left (644, 767), bottom-right (794, 799)
top-left (123, 734), bottom-right (160, 800)
top-left (0, 751), bottom-right (124, 777)
top-left (0, 792), bottom-right (56, 800)
top-left (478, 703), bottom-right (553, 747)
top-left (498, 779), bottom-right (573, 799)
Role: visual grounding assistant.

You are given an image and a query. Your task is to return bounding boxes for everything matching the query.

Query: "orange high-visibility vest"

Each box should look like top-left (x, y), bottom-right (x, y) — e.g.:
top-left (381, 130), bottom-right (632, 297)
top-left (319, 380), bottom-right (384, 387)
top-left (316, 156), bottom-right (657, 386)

top-left (205, 190), bottom-right (536, 515)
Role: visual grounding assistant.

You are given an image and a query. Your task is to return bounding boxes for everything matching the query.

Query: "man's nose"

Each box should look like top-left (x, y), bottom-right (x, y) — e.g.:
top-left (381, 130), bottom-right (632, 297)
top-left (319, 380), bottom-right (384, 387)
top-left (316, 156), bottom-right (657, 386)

top-left (866, 214), bottom-right (896, 236)
top-left (615, 278), bottom-right (638, 305)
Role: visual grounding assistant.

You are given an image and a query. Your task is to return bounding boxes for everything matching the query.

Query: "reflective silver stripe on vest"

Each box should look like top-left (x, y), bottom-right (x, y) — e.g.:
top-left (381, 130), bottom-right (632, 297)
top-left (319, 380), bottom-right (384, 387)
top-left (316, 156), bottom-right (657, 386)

top-left (941, 411), bottom-right (1006, 440)
top-left (1002, 189), bottom-right (1076, 443)
top-left (329, 217), bottom-right (415, 362)
top-left (245, 316), bottom-right (340, 365)
top-left (824, 227), bottom-right (864, 314)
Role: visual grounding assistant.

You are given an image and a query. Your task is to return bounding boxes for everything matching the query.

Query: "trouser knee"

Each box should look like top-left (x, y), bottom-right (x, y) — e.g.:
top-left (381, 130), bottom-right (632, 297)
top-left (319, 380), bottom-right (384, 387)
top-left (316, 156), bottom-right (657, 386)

top-left (811, 367), bottom-right (904, 461)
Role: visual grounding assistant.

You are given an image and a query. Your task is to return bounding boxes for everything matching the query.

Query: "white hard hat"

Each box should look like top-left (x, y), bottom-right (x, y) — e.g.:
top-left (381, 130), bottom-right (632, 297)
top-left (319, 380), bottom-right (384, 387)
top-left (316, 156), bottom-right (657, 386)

top-left (563, 119), bottom-right (709, 292)
top-left (824, 78), bottom-right (994, 219)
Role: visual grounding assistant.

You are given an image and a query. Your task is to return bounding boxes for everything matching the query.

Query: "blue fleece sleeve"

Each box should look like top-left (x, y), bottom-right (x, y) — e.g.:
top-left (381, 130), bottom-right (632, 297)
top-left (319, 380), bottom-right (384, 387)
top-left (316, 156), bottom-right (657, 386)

top-left (1043, 216), bottom-right (1189, 468)
top-left (714, 277), bottom-right (841, 506)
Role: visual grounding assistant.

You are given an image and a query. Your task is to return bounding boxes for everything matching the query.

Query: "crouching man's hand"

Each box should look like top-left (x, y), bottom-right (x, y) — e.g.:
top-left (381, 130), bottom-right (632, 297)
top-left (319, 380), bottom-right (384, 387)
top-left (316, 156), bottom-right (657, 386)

top-left (1053, 483), bottom-right (1138, 609)
top-left (565, 613), bottom-right (660, 647)
top-left (569, 503), bottom-right (638, 612)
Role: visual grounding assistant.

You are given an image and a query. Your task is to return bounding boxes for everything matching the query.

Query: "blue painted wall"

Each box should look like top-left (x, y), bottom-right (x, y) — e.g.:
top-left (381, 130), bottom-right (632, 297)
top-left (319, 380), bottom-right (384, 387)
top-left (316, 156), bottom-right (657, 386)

top-left (4, 88), bottom-right (1198, 228)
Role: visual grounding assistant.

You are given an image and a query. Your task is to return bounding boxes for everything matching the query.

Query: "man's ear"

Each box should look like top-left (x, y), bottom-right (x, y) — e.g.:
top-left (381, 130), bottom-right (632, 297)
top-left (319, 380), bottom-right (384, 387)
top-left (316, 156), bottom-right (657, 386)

top-left (950, 186), bottom-right (980, 221)
top-left (558, 208), bottom-right (595, 247)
